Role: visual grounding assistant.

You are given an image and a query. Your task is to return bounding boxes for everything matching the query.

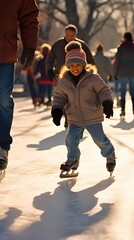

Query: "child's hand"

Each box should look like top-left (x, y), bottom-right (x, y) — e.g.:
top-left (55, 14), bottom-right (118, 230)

top-left (102, 100), bottom-right (113, 118)
top-left (51, 108), bottom-right (63, 126)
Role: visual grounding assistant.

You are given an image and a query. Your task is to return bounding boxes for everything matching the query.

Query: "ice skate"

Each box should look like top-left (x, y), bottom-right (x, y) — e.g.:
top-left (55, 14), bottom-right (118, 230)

top-left (60, 159), bottom-right (79, 178)
top-left (0, 147), bottom-right (8, 171)
top-left (120, 111), bottom-right (125, 119)
top-left (120, 99), bottom-right (125, 119)
top-left (44, 99), bottom-right (52, 108)
top-left (0, 148), bottom-right (8, 182)
top-left (106, 153), bottom-right (116, 177)
top-left (0, 170), bottom-right (6, 182)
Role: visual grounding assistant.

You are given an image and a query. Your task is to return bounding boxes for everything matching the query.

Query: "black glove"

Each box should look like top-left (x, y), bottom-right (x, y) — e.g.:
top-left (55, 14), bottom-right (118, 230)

top-left (102, 100), bottom-right (113, 119)
top-left (48, 69), bottom-right (55, 81)
top-left (51, 108), bottom-right (63, 126)
top-left (21, 47), bottom-right (35, 70)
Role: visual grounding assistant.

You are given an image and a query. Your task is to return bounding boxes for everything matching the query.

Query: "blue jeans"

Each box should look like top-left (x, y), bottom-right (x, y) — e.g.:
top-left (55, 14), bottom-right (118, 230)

top-left (0, 63), bottom-right (15, 150)
top-left (39, 84), bottom-right (53, 103)
top-left (27, 75), bottom-right (39, 100)
top-left (114, 79), bottom-right (120, 97)
top-left (65, 123), bottom-right (115, 161)
top-left (119, 77), bottom-right (134, 99)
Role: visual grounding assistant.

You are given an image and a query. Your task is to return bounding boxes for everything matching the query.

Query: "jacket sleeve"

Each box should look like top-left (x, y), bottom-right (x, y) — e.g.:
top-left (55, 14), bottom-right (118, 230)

top-left (93, 75), bottom-right (113, 103)
top-left (81, 42), bottom-right (95, 65)
top-left (105, 58), bottom-right (113, 76)
top-left (46, 40), bottom-right (60, 72)
top-left (113, 48), bottom-right (120, 77)
top-left (52, 81), bottom-right (68, 109)
top-left (46, 47), bottom-right (56, 72)
top-left (18, 0), bottom-right (39, 49)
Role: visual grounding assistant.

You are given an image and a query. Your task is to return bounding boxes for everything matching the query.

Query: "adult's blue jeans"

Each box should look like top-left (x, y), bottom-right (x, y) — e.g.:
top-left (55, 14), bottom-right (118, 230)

top-left (0, 63), bottom-right (15, 150)
top-left (119, 77), bottom-right (134, 99)
top-left (65, 123), bottom-right (115, 162)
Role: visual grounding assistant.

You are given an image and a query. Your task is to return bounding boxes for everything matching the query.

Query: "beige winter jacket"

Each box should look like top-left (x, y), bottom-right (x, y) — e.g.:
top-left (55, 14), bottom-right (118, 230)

top-left (52, 71), bottom-right (113, 126)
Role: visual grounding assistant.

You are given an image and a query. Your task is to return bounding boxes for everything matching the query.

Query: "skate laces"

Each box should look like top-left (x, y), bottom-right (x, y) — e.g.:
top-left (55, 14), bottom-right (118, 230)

top-left (0, 147), bottom-right (8, 161)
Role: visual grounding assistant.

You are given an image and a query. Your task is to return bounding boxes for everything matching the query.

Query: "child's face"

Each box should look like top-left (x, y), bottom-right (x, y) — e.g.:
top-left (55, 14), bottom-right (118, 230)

top-left (69, 63), bottom-right (84, 76)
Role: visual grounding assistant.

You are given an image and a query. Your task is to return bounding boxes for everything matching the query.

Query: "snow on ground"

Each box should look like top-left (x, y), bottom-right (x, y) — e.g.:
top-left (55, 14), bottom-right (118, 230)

top-left (0, 95), bottom-right (134, 240)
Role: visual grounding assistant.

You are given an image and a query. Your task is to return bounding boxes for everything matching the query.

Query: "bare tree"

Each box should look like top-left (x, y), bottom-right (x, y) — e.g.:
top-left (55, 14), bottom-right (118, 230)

top-left (37, 0), bottom-right (132, 44)
top-left (117, 0), bottom-right (134, 33)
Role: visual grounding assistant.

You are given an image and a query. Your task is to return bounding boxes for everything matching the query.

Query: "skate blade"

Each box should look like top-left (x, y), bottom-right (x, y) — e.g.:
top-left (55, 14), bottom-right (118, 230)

top-left (60, 170), bottom-right (79, 178)
top-left (45, 102), bottom-right (51, 108)
top-left (120, 115), bottom-right (125, 119)
top-left (110, 170), bottom-right (114, 178)
top-left (0, 170), bottom-right (6, 182)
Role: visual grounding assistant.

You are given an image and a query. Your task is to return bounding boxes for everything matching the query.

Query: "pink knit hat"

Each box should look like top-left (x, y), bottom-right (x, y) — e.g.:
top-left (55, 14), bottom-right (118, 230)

top-left (65, 41), bottom-right (87, 68)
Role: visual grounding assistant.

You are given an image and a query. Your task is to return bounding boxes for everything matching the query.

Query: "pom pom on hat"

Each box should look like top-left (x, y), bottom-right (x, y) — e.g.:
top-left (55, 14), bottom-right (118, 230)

top-left (65, 41), bottom-right (87, 68)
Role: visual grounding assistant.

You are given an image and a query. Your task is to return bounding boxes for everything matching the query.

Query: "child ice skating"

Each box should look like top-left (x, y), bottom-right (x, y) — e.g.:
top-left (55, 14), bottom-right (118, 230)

top-left (51, 41), bottom-right (116, 178)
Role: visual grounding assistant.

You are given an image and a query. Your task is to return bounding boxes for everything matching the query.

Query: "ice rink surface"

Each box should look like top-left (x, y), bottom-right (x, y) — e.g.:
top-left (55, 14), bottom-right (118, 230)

top-left (0, 95), bottom-right (134, 240)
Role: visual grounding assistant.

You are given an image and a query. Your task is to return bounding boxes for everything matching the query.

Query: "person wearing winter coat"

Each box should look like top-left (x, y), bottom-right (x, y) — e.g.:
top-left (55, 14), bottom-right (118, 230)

top-left (46, 24), bottom-right (95, 81)
top-left (94, 44), bottom-right (113, 83)
top-left (51, 41), bottom-right (116, 178)
top-left (114, 32), bottom-right (134, 117)
top-left (35, 43), bottom-right (56, 106)
top-left (0, 0), bottom-right (39, 171)
top-left (26, 50), bottom-right (42, 108)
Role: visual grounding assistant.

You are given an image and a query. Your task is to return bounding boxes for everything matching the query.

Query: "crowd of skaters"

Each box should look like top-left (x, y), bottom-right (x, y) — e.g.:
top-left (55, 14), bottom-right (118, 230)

top-left (25, 24), bottom-right (95, 109)
top-left (24, 24), bottom-right (134, 120)
top-left (0, 0), bottom-right (134, 174)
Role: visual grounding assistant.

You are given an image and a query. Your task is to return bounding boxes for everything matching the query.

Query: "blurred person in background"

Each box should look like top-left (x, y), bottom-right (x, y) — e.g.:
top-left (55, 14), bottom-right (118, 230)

top-left (35, 43), bottom-right (56, 107)
top-left (111, 58), bottom-right (121, 108)
top-left (94, 44), bottom-right (113, 83)
top-left (46, 24), bottom-right (95, 81)
top-left (94, 45), bottom-right (121, 108)
top-left (114, 32), bottom-right (134, 117)
top-left (0, 0), bottom-right (39, 171)
top-left (26, 50), bottom-right (42, 108)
